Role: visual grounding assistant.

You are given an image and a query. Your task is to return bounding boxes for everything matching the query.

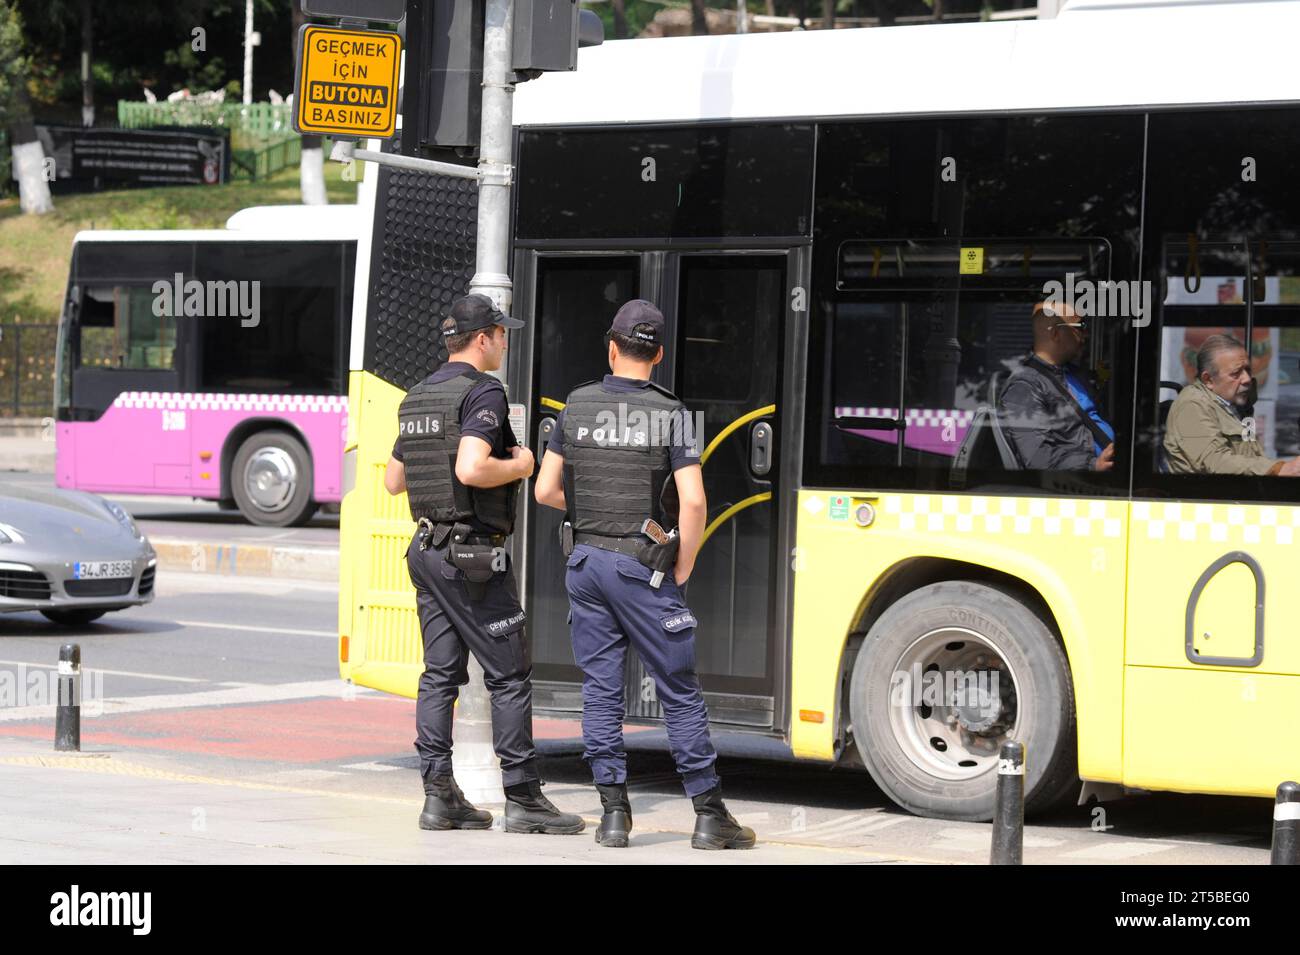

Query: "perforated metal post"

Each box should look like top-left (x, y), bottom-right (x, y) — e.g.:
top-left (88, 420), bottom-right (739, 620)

top-left (990, 740), bottom-right (1024, 865)
top-left (55, 643), bottom-right (81, 752)
top-left (1271, 781), bottom-right (1300, 865)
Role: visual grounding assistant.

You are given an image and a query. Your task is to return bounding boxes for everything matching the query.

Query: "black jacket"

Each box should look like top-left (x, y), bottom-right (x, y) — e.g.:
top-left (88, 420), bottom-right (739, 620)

top-left (997, 354), bottom-right (1104, 471)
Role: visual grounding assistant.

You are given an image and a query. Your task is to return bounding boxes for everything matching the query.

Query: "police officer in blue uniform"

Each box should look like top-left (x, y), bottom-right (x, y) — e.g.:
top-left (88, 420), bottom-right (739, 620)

top-left (385, 293), bottom-right (584, 836)
top-left (534, 299), bottom-right (755, 850)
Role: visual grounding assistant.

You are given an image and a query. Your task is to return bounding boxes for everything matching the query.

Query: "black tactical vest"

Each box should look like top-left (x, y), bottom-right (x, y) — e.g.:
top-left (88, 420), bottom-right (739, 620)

top-left (397, 370), bottom-right (517, 533)
top-left (561, 380), bottom-right (684, 536)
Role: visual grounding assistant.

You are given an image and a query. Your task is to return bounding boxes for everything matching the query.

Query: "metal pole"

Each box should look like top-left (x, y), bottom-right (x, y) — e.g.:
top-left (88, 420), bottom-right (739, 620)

top-left (990, 740), bottom-right (1024, 864)
top-left (469, 0), bottom-right (516, 313)
top-left (14, 325), bottom-right (22, 417)
top-left (55, 644), bottom-right (81, 752)
top-left (451, 0), bottom-right (517, 808)
top-left (1271, 781), bottom-right (1300, 865)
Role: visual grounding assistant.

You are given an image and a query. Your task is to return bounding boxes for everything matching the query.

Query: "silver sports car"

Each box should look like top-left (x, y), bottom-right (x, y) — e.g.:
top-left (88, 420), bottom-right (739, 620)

top-left (0, 482), bottom-right (156, 626)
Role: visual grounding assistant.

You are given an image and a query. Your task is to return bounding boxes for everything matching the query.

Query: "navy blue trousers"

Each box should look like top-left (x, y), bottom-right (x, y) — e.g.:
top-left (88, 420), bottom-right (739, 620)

top-left (564, 543), bottom-right (719, 798)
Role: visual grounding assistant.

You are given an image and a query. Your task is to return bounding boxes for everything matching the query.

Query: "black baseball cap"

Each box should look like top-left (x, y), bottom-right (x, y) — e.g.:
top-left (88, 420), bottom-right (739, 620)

top-left (608, 299), bottom-right (665, 347)
top-left (440, 293), bottom-right (524, 336)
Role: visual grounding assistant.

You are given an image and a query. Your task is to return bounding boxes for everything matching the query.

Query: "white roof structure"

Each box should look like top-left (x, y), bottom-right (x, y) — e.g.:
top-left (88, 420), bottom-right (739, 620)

top-left (73, 204), bottom-right (363, 244)
top-left (513, 0), bottom-right (1300, 127)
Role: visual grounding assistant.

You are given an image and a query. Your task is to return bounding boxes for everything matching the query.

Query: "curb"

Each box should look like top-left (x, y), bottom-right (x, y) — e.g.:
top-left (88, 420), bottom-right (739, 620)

top-left (0, 418), bottom-right (46, 439)
top-left (149, 536), bottom-right (339, 582)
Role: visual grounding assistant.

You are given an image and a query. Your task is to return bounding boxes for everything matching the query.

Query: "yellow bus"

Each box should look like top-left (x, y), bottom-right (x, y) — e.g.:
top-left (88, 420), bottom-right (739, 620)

top-left (339, 2), bottom-right (1300, 820)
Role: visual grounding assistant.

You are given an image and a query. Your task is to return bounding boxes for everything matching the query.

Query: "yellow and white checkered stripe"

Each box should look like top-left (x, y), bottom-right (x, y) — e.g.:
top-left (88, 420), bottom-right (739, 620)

top-left (874, 494), bottom-right (1125, 537)
top-left (1131, 500), bottom-right (1300, 545)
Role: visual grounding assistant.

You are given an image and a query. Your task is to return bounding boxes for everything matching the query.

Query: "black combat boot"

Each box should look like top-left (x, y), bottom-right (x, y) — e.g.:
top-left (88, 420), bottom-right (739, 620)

top-left (690, 785), bottom-right (756, 850)
top-left (419, 773), bottom-right (492, 831)
top-left (594, 783), bottom-right (632, 848)
top-left (503, 780), bottom-right (586, 835)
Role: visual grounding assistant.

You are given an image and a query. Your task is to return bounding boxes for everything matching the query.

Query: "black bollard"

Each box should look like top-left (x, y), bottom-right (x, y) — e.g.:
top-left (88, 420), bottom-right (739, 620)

top-left (54, 643), bottom-right (80, 752)
top-left (1271, 781), bottom-right (1300, 865)
top-left (990, 740), bottom-right (1025, 865)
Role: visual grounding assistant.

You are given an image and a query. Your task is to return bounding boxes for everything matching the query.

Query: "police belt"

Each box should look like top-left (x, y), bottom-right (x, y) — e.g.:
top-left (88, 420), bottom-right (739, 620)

top-left (572, 532), bottom-right (649, 558)
top-left (424, 521), bottom-right (505, 548)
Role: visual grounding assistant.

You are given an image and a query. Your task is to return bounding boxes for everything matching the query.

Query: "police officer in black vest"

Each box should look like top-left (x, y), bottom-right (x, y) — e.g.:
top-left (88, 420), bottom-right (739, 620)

top-left (384, 293), bottom-right (583, 836)
top-left (534, 299), bottom-right (755, 850)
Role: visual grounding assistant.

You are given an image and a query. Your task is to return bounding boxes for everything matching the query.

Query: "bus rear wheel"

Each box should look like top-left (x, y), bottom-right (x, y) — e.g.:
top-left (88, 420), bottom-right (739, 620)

top-left (849, 580), bottom-right (1078, 822)
top-left (231, 431), bottom-right (316, 527)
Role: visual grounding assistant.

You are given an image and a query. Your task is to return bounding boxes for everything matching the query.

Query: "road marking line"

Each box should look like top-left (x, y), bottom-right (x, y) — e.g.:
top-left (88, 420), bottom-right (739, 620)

top-left (818, 816), bottom-right (910, 840)
top-left (778, 810), bottom-right (892, 834)
top-left (773, 814), bottom-right (907, 839)
top-left (343, 761), bottom-right (406, 772)
top-left (271, 769), bottom-right (348, 781)
top-left (0, 658), bottom-right (249, 687)
top-left (930, 826), bottom-right (1065, 849)
top-left (174, 620), bottom-right (336, 638)
top-left (1061, 841), bottom-right (1175, 860)
top-left (0, 678), bottom-right (358, 722)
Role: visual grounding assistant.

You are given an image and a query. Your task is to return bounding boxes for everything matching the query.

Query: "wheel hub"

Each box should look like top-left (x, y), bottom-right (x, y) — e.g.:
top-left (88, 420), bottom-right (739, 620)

top-left (245, 447), bottom-right (297, 511)
top-left (887, 628), bottom-right (1021, 781)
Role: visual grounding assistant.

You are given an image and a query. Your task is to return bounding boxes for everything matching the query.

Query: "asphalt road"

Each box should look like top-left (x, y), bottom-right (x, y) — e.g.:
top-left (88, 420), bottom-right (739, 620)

top-left (0, 568), bottom-right (1277, 865)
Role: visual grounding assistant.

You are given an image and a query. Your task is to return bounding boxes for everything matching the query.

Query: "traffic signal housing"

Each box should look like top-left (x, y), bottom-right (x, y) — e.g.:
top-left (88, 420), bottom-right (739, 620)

top-left (400, 0), bottom-right (603, 159)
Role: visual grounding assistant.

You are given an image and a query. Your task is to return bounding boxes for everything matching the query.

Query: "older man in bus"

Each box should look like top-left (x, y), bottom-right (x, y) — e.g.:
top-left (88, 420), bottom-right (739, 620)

top-left (1164, 333), bottom-right (1300, 476)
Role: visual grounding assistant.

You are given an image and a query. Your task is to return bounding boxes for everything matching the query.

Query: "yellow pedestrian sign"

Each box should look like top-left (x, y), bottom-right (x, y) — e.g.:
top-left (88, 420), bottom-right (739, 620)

top-left (293, 24), bottom-right (401, 139)
top-left (959, 246), bottom-right (985, 275)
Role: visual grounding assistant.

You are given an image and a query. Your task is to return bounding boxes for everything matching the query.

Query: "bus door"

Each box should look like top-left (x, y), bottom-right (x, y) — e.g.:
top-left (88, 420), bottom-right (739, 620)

top-left (518, 250), bottom-right (791, 729)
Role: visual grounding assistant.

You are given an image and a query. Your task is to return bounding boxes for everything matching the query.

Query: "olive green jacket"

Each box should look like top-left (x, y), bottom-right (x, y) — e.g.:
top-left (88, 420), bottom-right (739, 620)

top-left (1163, 379), bottom-right (1279, 476)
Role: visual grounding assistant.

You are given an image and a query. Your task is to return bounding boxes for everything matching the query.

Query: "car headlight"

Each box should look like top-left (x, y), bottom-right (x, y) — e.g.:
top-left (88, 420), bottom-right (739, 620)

top-left (104, 501), bottom-right (143, 540)
top-left (0, 523), bottom-right (22, 544)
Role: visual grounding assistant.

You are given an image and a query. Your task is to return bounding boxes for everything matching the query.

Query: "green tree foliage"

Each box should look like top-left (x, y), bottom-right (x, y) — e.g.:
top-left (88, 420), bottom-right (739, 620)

top-left (17, 0), bottom-right (293, 119)
top-left (0, 0), bottom-right (28, 130)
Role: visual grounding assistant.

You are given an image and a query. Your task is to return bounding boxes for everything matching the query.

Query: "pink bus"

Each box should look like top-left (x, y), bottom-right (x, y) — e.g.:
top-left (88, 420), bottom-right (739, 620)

top-left (54, 206), bottom-right (360, 526)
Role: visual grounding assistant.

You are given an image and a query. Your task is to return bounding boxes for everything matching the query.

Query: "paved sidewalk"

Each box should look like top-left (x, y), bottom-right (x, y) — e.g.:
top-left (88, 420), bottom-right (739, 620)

top-left (0, 436), bottom-right (54, 473)
top-left (0, 739), bottom-right (916, 865)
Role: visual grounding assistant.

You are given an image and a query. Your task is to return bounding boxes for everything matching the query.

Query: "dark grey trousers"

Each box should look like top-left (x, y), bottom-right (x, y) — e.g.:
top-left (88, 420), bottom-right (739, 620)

top-left (406, 534), bottom-right (539, 789)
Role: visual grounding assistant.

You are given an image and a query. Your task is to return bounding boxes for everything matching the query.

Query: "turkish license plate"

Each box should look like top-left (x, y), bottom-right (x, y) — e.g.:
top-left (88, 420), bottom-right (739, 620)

top-left (73, 560), bottom-right (135, 580)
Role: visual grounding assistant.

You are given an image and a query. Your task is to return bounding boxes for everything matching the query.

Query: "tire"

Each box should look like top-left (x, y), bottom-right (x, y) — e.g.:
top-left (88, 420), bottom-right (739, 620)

top-left (41, 609), bottom-right (108, 627)
top-left (848, 580), bottom-right (1078, 822)
top-left (230, 430), bottom-right (316, 527)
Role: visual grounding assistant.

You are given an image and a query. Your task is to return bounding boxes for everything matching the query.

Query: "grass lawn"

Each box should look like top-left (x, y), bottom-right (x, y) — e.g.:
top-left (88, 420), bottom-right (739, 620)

top-left (0, 163), bottom-right (359, 326)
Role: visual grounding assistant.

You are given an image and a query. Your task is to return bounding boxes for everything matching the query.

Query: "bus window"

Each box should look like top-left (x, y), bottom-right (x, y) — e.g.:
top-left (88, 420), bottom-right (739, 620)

top-left (194, 241), bottom-right (346, 395)
top-left (1153, 239), bottom-right (1300, 475)
top-left (809, 114), bottom-right (1143, 494)
top-left (1137, 107), bottom-right (1300, 499)
top-left (824, 241), bottom-right (1124, 485)
top-left (80, 286), bottom-right (176, 371)
top-left (516, 125), bottom-right (814, 242)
